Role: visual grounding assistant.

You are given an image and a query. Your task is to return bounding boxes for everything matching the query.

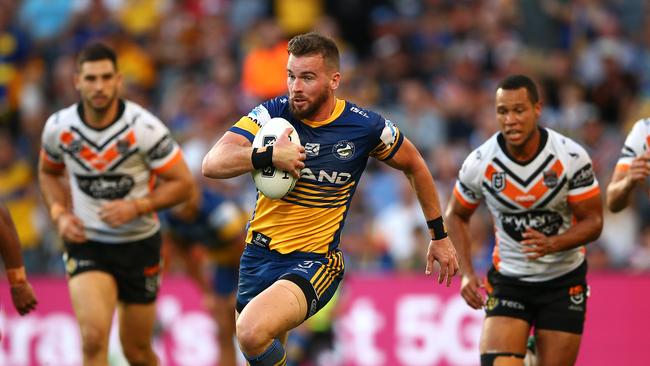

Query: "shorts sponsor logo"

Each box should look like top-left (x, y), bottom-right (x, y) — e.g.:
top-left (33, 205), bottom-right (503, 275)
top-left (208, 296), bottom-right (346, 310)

top-left (499, 299), bottom-right (525, 310)
top-left (308, 299), bottom-right (318, 317)
top-left (570, 293), bottom-right (585, 305)
top-left (486, 296), bottom-right (498, 311)
top-left (145, 274), bottom-right (161, 295)
top-left (65, 257), bottom-right (77, 275)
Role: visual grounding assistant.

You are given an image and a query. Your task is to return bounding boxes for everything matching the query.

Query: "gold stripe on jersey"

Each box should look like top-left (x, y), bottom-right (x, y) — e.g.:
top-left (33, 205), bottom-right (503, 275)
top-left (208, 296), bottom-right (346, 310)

top-left (370, 128), bottom-right (402, 160)
top-left (284, 180), bottom-right (356, 208)
top-left (232, 116), bottom-right (261, 136)
top-left (245, 194), bottom-right (349, 254)
top-left (310, 250), bottom-right (345, 296)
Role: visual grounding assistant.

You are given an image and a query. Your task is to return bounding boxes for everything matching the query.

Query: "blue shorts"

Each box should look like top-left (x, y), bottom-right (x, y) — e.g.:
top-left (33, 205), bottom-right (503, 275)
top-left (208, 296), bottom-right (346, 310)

top-left (236, 244), bottom-right (344, 320)
top-left (212, 264), bottom-right (239, 296)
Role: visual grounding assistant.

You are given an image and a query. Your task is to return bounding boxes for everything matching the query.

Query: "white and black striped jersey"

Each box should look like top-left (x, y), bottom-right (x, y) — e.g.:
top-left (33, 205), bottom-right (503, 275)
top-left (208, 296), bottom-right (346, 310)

top-left (40, 100), bottom-right (183, 243)
top-left (615, 118), bottom-right (650, 171)
top-left (453, 128), bottom-right (600, 281)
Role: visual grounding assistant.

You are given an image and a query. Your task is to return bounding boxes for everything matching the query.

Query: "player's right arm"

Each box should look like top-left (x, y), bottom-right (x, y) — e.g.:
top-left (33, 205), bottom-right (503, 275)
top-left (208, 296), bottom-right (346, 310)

top-left (607, 119), bottom-right (650, 212)
top-left (606, 151), bottom-right (650, 212)
top-left (202, 127), bottom-right (304, 179)
top-left (445, 195), bottom-right (484, 309)
top-left (445, 151), bottom-right (485, 309)
top-left (38, 116), bottom-right (86, 243)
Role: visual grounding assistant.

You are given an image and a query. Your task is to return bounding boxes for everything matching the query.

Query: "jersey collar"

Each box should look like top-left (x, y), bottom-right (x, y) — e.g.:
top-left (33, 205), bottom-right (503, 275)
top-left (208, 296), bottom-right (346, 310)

top-left (497, 127), bottom-right (548, 166)
top-left (77, 99), bottom-right (126, 131)
top-left (300, 98), bottom-right (345, 128)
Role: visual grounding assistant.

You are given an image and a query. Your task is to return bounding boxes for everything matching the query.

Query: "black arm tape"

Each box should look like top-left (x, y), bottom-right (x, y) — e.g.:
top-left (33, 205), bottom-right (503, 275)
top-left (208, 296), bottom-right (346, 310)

top-left (251, 146), bottom-right (274, 169)
top-left (427, 216), bottom-right (448, 240)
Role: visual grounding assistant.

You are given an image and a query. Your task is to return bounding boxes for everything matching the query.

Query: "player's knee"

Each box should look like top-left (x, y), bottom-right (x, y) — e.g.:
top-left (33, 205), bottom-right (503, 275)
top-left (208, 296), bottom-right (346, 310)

top-left (122, 342), bottom-right (155, 366)
top-left (79, 326), bottom-right (109, 357)
top-left (236, 316), bottom-right (272, 353)
top-left (481, 352), bottom-right (525, 366)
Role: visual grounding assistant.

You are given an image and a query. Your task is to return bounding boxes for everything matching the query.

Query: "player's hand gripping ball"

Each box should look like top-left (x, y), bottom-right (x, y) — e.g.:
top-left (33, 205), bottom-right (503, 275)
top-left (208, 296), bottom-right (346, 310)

top-left (252, 118), bottom-right (301, 199)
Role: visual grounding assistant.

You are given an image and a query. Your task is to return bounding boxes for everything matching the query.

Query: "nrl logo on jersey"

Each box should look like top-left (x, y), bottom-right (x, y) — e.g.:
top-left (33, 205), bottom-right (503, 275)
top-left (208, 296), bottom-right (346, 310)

top-left (305, 143), bottom-right (320, 157)
top-left (491, 172), bottom-right (506, 192)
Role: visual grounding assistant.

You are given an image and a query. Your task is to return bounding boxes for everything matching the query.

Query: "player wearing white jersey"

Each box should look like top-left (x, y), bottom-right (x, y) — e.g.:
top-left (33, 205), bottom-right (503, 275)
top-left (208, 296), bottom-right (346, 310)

top-left (38, 43), bottom-right (192, 366)
top-left (446, 75), bottom-right (603, 366)
top-left (606, 118), bottom-right (650, 212)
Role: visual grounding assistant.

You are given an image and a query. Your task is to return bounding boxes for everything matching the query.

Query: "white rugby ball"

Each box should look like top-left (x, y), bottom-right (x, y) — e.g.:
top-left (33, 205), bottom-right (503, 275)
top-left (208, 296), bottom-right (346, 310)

top-left (252, 117), bottom-right (301, 199)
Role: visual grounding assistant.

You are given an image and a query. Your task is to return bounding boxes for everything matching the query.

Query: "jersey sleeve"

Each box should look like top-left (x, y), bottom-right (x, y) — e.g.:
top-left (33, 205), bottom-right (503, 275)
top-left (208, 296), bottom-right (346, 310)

top-left (566, 141), bottom-right (600, 203)
top-left (452, 149), bottom-right (484, 210)
top-left (369, 117), bottom-right (404, 161)
top-left (228, 97), bottom-right (285, 143)
top-left (614, 119), bottom-right (649, 172)
top-left (136, 112), bottom-right (182, 174)
top-left (40, 113), bottom-right (66, 171)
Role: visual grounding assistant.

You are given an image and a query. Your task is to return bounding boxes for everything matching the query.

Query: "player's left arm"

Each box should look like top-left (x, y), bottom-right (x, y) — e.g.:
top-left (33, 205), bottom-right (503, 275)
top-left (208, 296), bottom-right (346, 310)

top-left (522, 143), bottom-right (603, 259)
top-left (384, 137), bottom-right (459, 285)
top-left (522, 195), bottom-right (603, 259)
top-left (100, 156), bottom-right (194, 228)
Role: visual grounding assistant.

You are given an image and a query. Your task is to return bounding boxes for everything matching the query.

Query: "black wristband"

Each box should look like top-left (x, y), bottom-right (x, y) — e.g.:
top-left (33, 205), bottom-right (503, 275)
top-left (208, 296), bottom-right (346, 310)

top-left (251, 146), bottom-right (274, 169)
top-left (427, 216), bottom-right (448, 240)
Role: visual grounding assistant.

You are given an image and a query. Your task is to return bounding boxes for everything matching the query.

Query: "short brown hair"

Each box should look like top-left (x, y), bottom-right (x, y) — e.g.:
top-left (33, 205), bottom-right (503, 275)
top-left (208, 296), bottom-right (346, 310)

top-left (287, 32), bottom-right (340, 71)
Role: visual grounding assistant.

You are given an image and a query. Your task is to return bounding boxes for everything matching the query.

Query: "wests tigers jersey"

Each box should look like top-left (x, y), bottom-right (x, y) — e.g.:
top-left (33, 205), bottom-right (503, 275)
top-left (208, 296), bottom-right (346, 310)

top-left (614, 118), bottom-right (650, 171)
top-left (453, 128), bottom-right (600, 281)
top-left (230, 96), bottom-right (403, 254)
top-left (40, 100), bottom-right (183, 243)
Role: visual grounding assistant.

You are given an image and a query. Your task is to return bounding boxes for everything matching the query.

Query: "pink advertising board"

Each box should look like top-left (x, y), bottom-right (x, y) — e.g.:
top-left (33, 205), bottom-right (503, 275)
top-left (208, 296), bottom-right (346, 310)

top-left (1, 273), bottom-right (649, 365)
top-left (336, 272), bottom-right (650, 366)
top-left (0, 277), bottom-right (221, 366)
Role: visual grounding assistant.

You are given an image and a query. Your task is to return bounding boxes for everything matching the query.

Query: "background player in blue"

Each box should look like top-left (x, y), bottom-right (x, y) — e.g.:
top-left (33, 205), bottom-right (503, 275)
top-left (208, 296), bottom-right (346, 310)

top-left (161, 183), bottom-right (247, 366)
top-left (202, 32), bottom-right (459, 366)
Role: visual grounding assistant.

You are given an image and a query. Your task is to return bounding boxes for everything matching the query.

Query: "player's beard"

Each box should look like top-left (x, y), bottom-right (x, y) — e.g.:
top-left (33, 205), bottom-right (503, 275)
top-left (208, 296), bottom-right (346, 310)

top-left (84, 90), bottom-right (118, 114)
top-left (289, 87), bottom-right (329, 120)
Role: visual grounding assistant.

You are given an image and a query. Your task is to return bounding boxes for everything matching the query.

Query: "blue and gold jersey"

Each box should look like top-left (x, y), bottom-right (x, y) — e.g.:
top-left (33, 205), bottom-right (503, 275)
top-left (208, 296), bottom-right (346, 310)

top-left (230, 96), bottom-right (404, 254)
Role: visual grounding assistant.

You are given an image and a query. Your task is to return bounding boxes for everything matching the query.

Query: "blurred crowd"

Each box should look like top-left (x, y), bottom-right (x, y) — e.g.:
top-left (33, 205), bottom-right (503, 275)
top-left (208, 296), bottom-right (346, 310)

top-left (3, 0), bottom-right (650, 281)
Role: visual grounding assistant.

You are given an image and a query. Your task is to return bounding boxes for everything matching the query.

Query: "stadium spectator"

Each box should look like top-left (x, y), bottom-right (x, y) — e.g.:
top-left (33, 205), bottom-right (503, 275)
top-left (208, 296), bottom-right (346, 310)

top-left (202, 32), bottom-right (458, 365)
top-left (37, 43), bottom-right (192, 365)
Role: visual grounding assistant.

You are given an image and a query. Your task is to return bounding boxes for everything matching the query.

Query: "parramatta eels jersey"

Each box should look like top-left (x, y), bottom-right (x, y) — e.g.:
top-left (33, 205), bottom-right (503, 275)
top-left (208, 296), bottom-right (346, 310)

top-left (614, 118), bottom-right (650, 171)
top-left (40, 100), bottom-right (183, 243)
top-left (230, 96), bottom-right (403, 254)
top-left (453, 128), bottom-right (600, 281)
